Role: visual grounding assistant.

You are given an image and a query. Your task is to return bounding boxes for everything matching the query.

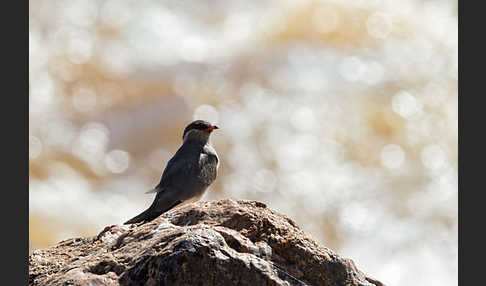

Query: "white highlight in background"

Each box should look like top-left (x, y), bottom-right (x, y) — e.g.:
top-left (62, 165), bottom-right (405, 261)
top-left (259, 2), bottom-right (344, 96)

top-left (366, 12), bottom-right (393, 39)
top-left (381, 144), bottom-right (405, 169)
top-left (29, 135), bottom-right (43, 159)
top-left (339, 56), bottom-right (365, 82)
top-left (72, 122), bottom-right (110, 163)
top-left (290, 106), bottom-right (318, 131)
top-left (72, 85), bottom-right (97, 113)
top-left (392, 91), bottom-right (422, 119)
top-left (421, 144), bottom-right (447, 171)
top-left (105, 150), bottom-right (131, 174)
top-left (193, 104), bottom-right (219, 124)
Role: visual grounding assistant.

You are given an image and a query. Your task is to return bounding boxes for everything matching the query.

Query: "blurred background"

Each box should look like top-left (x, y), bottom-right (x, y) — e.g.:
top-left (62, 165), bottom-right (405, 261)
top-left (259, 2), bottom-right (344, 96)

top-left (29, 0), bottom-right (457, 285)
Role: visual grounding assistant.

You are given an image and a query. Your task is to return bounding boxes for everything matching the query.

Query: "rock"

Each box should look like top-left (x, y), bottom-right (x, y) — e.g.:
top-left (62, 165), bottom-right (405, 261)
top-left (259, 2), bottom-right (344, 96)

top-left (29, 199), bottom-right (384, 286)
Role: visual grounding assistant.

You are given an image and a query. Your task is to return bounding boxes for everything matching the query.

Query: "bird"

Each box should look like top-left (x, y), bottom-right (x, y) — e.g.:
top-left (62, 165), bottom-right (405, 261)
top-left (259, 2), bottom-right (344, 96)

top-left (124, 120), bottom-right (219, 224)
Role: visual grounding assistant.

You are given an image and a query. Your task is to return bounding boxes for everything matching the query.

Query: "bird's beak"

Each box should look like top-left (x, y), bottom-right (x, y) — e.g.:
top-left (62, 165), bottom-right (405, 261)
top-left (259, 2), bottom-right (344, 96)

top-left (205, 125), bottom-right (219, 132)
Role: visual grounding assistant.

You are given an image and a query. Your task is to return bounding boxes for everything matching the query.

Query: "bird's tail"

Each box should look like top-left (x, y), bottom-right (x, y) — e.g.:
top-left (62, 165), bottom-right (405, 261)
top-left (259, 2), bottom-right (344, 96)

top-left (124, 196), bottom-right (183, 225)
top-left (124, 207), bottom-right (157, 224)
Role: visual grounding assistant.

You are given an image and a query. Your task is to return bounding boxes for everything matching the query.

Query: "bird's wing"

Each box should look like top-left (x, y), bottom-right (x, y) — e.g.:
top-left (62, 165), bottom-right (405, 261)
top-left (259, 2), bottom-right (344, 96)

top-left (153, 146), bottom-right (198, 193)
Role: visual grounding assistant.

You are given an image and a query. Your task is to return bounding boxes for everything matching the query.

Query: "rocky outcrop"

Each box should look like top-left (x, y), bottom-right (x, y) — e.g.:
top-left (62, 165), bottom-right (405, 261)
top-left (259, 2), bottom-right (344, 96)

top-left (29, 199), bottom-right (384, 286)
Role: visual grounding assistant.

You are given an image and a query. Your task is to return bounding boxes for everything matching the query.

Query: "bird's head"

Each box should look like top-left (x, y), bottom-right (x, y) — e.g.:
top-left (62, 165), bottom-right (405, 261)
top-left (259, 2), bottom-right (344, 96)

top-left (182, 120), bottom-right (219, 143)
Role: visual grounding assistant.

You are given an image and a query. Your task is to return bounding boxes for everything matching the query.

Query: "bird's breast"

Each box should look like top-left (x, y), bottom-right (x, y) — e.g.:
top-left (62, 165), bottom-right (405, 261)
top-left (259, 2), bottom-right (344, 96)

top-left (197, 146), bottom-right (218, 186)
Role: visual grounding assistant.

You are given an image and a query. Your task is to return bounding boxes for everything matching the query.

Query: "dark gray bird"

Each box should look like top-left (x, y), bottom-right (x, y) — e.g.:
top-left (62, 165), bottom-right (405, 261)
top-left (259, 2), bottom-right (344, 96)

top-left (124, 120), bottom-right (219, 224)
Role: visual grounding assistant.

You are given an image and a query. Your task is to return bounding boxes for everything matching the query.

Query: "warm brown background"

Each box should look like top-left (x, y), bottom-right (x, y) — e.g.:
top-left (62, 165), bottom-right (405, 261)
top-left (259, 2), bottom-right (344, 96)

top-left (29, 1), bottom-right (458, 285)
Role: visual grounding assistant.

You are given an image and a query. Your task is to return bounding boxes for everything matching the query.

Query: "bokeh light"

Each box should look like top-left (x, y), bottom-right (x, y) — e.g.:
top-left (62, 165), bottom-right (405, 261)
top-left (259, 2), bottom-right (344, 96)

top-left (392, 90), bottom-right (423, 119)
top-left (193, 104), bottom-right (219, 124)
top-left (29, 136), bottom-right (43, 160)
top-left (380, 144), bottom-right (405, 169)
top-left (105, 150), bottom-right (131, 174)
top-left (29, 1), bottom-right (457, 285)
top-left (366, 12), bottom-right (393, 39)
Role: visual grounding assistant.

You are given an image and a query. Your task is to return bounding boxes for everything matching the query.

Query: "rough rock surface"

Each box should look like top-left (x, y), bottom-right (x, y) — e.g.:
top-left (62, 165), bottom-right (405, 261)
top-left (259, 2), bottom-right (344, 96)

top-left (29, 199), bottom-right (384, 286)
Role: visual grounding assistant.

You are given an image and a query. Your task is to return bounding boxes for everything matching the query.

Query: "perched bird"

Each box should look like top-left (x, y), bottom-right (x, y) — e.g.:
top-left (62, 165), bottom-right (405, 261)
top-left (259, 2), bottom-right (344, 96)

top-left (124, 120), bottom-right (219, 224)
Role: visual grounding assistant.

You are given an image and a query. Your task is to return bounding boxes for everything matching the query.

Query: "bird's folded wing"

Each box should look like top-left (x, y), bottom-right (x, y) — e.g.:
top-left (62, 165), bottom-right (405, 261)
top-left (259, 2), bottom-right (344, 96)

top-left (154, 146), bottom-right (196, 191)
